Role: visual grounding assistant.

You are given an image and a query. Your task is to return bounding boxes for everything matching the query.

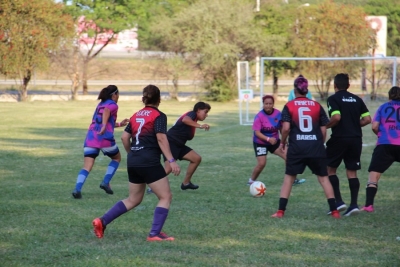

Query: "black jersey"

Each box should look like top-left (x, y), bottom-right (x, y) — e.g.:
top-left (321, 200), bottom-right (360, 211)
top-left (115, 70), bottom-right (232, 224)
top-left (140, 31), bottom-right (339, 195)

top-left (167, 111), bottom-right (198, 146)
top-left (326, 90), bottom-right (370, 138)
top-left (124, 106), bottom-right (167, 167)
top-left (282, 97), bottom-right (329, 158)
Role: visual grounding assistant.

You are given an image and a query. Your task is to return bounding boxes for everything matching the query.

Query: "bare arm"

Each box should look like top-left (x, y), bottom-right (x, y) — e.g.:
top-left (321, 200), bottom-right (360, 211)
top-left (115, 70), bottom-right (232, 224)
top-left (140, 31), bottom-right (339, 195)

top-left (280, 121), bottom-right (290, 148)
top-left (121, 131), bottom-right (132, 153)
top-left (360, 115), bottom-right (372, 127)
top-left (371, 121), bottom-right (379, 135)
top-left (320, 126), bottom-right (327, 142)
top-left (182, 116), bottom-right (210, 130)
top-left (156, 133), bottom-right (180, 175)
top-left (98, 107), bottom-right (111, 135)
top-left (325, 114), bottom-right (341, 129)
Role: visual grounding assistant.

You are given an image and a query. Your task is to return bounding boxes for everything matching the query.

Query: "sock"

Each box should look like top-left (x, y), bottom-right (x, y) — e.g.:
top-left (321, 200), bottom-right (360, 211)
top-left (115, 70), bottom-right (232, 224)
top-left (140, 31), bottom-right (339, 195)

top-left (328, 175), bottom-right (343, 203)
top-left (365, 186), bottom-right (378, 206)
top-left (278, 198), bottom-right (288, 211)
top-left (102, 160), bottom-right (119, 185)
top-left (327, 198), bottom-right (336, 212)
top-left (348, 178), bottom-right (360, 206)
top-left (75, 169), bottom-right (89, 192)
top-left (101, 201), bottom-right (128, 226)
top-left (149, 207), bottom-right (169, 236)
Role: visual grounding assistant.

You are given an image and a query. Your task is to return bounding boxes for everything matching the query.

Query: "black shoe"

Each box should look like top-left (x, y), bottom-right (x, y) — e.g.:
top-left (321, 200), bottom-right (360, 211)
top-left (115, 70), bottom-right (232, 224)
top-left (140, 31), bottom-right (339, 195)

top-left (100, 183), bottom-right (114, 194)
top-left (72, 190), bottom-right (82, 199)
top-left (146, 188), bottom-right (154, 194)
top-left (181, 182), bottom-right (199, 190)
top-left (343, 205), bottom-right (360, 217)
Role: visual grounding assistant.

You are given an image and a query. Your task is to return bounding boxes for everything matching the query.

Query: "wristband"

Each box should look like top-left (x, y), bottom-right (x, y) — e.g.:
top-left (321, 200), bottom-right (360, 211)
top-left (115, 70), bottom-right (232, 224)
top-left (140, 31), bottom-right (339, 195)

top-left (168, 158), bottom-right (175, 163)
top-left (267, 137), bottom-right (270, 142)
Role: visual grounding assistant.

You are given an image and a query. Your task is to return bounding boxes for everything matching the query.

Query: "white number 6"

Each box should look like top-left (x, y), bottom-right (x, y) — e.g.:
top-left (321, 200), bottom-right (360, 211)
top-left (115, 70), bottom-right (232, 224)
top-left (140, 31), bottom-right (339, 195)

top-left (298, 107), bottom-right (312, 132)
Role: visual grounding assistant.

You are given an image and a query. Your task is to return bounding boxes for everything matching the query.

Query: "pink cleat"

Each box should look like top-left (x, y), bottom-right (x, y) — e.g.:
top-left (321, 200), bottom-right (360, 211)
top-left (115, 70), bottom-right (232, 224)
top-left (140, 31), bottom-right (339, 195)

top-left (361, 205), bottom-right (374, 212)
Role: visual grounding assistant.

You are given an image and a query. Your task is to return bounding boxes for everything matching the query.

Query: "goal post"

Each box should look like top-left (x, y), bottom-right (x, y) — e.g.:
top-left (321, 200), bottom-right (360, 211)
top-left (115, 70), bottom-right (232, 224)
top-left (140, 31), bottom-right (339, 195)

top-left (259, 56), bottom-right (398, 108)
top-left (237, 61), bottom-right (255, 125)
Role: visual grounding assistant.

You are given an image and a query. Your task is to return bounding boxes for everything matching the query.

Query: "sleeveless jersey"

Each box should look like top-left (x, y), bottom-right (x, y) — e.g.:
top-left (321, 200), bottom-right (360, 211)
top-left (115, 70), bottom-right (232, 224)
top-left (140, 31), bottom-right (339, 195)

top-left (252, 108), bottom-right (281, 145)
top-left (282, 97), bottom-right (329, 158)
top-left (167, 111), bottom-right (198, 146)
top-left (84, 99), bottom-right (118, 148)
top-left (373, 100), bottom-right (400, 146)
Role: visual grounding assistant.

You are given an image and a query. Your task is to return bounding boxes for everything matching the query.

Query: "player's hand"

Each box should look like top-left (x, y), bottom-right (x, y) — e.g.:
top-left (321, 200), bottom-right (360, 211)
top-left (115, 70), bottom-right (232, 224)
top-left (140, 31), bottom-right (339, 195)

top-left (98, 125), bottom-right (106, 135)
top-left (119, 118), bottom-right (129, 127)
top-left (200, 124), bottom-right (210, 131)
top-left (269, 137), bottom-right (277, 145)
top-left (170, 162), bottom-right (181, 176)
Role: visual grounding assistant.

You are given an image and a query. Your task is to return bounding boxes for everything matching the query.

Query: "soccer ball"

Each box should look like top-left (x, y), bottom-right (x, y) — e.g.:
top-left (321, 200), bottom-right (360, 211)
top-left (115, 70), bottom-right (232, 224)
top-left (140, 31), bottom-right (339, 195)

top-left (250, 181), bottom-right (266, 197)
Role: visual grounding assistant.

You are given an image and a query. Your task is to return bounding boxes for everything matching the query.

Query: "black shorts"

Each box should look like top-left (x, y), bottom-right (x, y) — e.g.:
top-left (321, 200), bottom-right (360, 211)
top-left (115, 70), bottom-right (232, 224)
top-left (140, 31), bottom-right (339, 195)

top-left (163, 142), bottom-right (193, 162)
top-left (253, 140), bottom-right (280, 157)
top-left (286, 157), bottom-right (328, 176)
top-left (368, 145), bottom-right (400, 173)
top-left (127, 165), bottom-right (166, 184)
top-left (326, 137), bottom-right (362, 170)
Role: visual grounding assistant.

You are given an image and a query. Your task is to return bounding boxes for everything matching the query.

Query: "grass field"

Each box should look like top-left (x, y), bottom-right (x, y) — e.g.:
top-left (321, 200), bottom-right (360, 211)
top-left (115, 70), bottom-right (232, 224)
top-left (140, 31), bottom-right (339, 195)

top-left (1, 99), bottom-right (399, 267)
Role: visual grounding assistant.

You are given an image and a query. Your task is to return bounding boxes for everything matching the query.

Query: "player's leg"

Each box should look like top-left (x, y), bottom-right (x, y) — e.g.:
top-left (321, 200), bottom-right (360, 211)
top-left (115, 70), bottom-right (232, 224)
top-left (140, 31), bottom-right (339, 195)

top-left (72, 147), bottom-right (98, 199)
top-left (181, 149), bottom-right (201, 190)
top-left (248, 143), bottom-right (267, 185)
top-left (100, 145), bottom-right (121, 194)
top-left (92, 167), bottom-right (146, 239)
top-left (326, 137), bottom-right (346, 210)
top-left (147, 165), bottom-right (174, 241)
top-left (342, 139), bottom-right (362, 216)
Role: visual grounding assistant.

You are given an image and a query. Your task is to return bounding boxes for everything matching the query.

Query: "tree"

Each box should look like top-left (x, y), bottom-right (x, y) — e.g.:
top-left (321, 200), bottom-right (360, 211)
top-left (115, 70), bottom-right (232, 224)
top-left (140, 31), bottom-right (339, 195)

top-left (0, 0), bottom-right (74, 101)
top-left (289, 0), bottom-right (376, 99)
top-left (152, 0), bottom-right (282, 101)
top-left (62, 0), bottom-right (138, 95)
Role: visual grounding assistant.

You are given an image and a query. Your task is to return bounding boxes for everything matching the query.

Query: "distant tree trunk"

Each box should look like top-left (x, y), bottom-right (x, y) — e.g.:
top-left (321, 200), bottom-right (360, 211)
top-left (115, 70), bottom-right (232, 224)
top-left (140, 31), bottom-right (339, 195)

top-left (19, 69), bottom-right (31, 102)
top-left (170, 76), bottom-right (179, 100)
top-left (82, 60), bottom-right (89, 95)
top-left (71, 47), bottom-right (80, 100)
top-left (361, 68), bottom-right (367, 97)
top-left (273, 75), bottom-right (278, 100)
top-left (371, 51), bottom-right (376, 100)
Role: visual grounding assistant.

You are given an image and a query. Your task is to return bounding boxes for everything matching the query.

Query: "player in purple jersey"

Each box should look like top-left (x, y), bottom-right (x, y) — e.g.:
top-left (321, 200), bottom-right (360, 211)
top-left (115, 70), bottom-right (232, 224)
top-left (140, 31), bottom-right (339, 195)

top-left (361, 86), bottom-right (400, 213)
top-left (72, 85), bottom-right (129, 199)
top-left (271, 76), bottom-right (340, 219)
top-left (247, 95), bottom-right (285, 185)
top-left (92, 85), bottom-right (181, 241)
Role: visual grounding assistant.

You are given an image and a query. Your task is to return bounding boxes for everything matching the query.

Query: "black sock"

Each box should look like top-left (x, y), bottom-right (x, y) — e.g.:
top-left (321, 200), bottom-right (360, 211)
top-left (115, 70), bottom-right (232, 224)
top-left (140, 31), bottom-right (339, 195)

top-left (365, 186), bottom-right (378, 206)
top-left (329, 175), bottom-right (343, 203)
top-left (327, 198), bottom-right (336, 211)
top-left (278, 198), bottom-right (288, 211)
top-left (348, 178), bottom-right (360, 206)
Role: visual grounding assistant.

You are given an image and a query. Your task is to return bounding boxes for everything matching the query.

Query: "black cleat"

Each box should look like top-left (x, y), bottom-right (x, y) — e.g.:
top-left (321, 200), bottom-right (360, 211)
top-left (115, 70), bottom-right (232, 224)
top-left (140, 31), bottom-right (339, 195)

top-left (72, 190), bottom-right (82, 199)
top-left (100, 183), bottom-right (114, 194)
top-left (181, 182), bottom-right (199, 190)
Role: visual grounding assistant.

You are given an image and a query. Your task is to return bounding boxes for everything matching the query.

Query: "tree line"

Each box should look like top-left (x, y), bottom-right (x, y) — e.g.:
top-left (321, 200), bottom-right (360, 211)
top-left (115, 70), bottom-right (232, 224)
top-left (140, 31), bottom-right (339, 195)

top-left (0, 0), bottom-right (399, 101)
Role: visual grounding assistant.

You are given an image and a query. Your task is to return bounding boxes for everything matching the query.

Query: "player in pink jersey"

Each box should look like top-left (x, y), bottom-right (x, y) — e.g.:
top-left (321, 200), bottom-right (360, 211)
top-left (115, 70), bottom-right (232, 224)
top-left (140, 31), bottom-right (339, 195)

top-left (362, 86), bottom-right (400, 213)
top-left (247, 95), bottom-right (286, 185)
top-left (72, 85), bottom-right (129, 199)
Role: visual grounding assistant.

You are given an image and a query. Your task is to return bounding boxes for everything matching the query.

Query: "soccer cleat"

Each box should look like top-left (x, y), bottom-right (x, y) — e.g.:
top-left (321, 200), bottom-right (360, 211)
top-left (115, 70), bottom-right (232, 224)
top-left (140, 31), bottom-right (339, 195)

top-left (72, 190), bottom-right (82, 199)
top-left (100, 183), bottom-right (114, 195)
top-left (147, 232), bottom-right (175, 241)
top-left (181, 182), bottom-right (199, 190)
top-left (330, 210), bottom-right (341, 219)
top-left (361, 205), bottom-right (374, 213)
top-left (247, 178), bottom-right (255, 186)
top-left (146, 188), bottom-right (154, 194)
top-left (92, 218), bottom-right (106, 238)
top-left (343, 205), bottom-right (360, 217)
top-left (327, 202), bottom-right (347, 215)
top-left (271, 210), bottom-right (285, 218)
top-left (293, 178), bottom-right (306, 185)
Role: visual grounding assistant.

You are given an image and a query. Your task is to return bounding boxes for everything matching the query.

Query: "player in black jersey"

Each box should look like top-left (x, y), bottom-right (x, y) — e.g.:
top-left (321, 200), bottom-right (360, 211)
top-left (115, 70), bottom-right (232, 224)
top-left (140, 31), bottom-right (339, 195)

top-left (271, 76), bottom-right (340, 219)
top-left (92, 85), bottom-right (181, 241)
top-left (325, 73), bottom-right (371, 216)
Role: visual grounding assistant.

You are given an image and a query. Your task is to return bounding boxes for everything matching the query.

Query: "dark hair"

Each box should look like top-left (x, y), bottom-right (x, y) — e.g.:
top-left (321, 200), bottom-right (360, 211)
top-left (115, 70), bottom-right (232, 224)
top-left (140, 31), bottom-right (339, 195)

top-left (98, 85), bottom-right (118, 101)
top-left (388, 86), bottom-right (400, 100)
top-left (193, 101), bottom-right (211, 112)
top-left (142, 84), bottom-right (161, 105)
top-left (334, 73), bottom-right (350, 90)
top-left (294, 75), bottom-right (308, 95)
top-left (262, 95), bottom-right (274, 104)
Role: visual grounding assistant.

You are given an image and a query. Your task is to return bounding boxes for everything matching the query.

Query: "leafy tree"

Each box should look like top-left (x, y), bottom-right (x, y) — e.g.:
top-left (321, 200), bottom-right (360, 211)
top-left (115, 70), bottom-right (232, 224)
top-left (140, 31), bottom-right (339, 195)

top-left (289, 0), bottom-right (376, 99)
top-left (62, 0), bottom-right (138, 95)
top-left (152, 0), bottom-right (282, 101)
top-left (0, 0), bottom-right (74, 101)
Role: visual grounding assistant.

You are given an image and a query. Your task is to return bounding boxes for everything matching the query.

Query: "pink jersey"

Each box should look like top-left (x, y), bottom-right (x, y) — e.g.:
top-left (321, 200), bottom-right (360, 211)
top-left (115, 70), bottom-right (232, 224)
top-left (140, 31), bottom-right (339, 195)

top-left (252, 108), bottom-right (281, 145)
top-left (84, 99), bottom-right (118, 148)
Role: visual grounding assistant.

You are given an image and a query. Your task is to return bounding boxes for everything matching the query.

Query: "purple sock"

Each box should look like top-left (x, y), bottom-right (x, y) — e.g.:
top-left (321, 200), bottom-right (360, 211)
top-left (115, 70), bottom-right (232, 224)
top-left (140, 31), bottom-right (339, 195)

top-left (101, 201), bottom-right (128, 225)
top-left (149, 207), bottom-right (169, 236)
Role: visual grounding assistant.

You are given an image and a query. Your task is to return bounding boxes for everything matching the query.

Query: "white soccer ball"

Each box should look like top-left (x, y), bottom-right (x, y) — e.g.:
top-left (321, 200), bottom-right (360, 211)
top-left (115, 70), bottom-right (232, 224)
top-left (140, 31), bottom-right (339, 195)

top-left (250, 181), bottom-right (266, 197)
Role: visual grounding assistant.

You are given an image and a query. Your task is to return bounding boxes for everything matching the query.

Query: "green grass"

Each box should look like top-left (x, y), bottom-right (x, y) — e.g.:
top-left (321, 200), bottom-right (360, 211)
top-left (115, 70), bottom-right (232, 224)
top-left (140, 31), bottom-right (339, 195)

top-left (1, 100), bottom-right (399, 267)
